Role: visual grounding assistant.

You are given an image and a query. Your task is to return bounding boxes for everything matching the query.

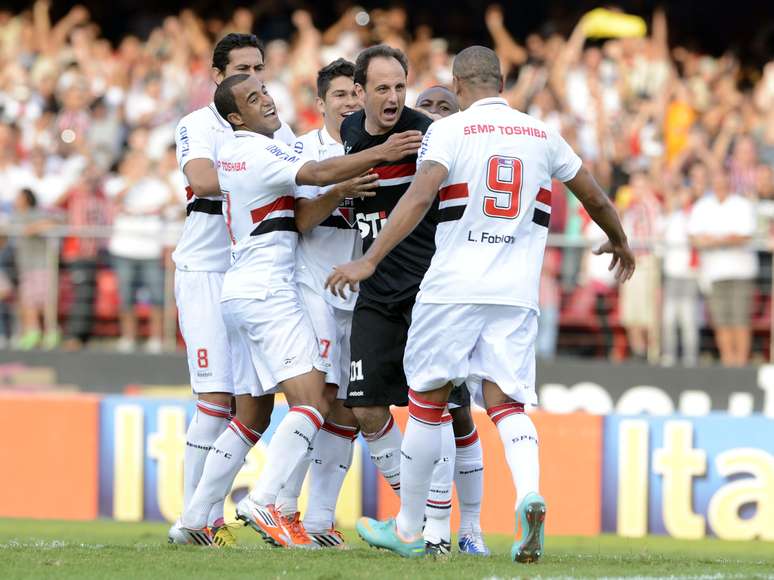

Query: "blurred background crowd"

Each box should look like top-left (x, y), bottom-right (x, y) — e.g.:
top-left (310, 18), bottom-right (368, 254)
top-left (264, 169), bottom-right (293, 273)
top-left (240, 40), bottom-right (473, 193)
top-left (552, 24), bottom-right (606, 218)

top-left (0, 1), bottom-right (772, 367)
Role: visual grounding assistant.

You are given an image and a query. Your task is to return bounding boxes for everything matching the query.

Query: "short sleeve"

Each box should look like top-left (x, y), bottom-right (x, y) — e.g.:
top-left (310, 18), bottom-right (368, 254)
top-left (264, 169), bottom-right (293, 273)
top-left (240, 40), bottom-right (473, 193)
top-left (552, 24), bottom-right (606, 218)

top-left (255, 139), bottom-right (308, 190)
top-left (548, 128), bottom-right (582, 182)
top-left (274, 122), bottom-right (297, 146)
top-left (417, 119), bottom-right (455, 172)
top-left (175, 116), bottom-right (215, 170)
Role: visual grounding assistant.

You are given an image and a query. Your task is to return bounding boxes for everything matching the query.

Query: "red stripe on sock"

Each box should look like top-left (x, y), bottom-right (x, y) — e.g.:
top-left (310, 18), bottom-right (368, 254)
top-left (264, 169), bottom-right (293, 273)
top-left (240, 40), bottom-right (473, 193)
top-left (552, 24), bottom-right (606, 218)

top-left (455, 428), bottom-right (479, 448)
top-left (197, 402), bottom-right (231, 419)
top-left (322, 421), bottom-right (359, 440)
top-left (487, 402), bottom-right (525, 426)
top-left (363, 415), bottom-right (395, 441)
top-left (441, 413), bottom-right (452, 424)
top-left (408, 390), bottom-right (445, 425)
top-left (426, 498), bottom-right (453, 506)
top-left (291, 406), bottom-right (323, 430)
top-left (230, 418), bottom-right (260, 445)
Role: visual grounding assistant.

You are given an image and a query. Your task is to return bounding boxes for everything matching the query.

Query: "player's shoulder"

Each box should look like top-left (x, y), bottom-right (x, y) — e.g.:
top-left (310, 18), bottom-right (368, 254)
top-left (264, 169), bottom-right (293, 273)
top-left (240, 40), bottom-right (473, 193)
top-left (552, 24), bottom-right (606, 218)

top-left (341, 110), bottom-right (365, 140)
top-left (399, 106), bottom-right (433, 132)
top-left (178, 104), bottom-right (228, 132)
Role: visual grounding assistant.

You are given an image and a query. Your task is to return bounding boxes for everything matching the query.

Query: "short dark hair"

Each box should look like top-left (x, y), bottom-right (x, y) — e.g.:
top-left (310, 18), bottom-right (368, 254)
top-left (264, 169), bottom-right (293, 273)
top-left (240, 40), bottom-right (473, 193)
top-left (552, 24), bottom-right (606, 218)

top-left (452, 45), bottom-right (502, 89)
top-left (20, 188), bottom-right (37, 208)
top-left (317, 58), bottom-right (355, 99)
top-left (353, 45), bottom-right (408, 88)
top-left (214, 74), bottom-right (251, 127)
top-left (212, 33), bottom-right (265, 73)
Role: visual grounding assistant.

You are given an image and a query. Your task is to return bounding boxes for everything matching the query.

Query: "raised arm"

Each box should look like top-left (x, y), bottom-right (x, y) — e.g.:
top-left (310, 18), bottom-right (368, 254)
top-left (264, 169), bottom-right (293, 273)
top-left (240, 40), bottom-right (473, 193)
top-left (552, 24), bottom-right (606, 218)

top-left (295, 131), bottom-right (422, 187)
top-left (325, 160), bottom-right (447, 297)
top-left (295, 173), bottom-right (378, 233)
top-left (565, 166), bottom-right (635, 281)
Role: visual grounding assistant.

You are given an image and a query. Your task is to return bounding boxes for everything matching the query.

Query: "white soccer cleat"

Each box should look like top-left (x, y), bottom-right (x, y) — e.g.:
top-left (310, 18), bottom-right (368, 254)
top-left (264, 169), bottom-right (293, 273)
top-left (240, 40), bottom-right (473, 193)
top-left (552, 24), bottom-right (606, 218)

top-left (168, 520), bottom-right (212, 546)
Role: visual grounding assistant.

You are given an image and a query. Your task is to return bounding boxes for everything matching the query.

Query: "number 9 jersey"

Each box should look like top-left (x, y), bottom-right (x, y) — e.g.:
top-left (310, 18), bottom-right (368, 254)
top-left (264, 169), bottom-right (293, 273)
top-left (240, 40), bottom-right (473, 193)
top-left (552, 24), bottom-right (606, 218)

top-left (416, 97), bottom-right (582, 312)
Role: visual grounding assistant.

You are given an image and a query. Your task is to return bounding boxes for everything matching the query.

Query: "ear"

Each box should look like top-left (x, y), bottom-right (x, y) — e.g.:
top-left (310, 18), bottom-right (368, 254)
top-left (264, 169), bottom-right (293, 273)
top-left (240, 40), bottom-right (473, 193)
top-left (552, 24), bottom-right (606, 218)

top-left (498, 74), bottom-right (505, 94)
top-left (452, 76), bottom-right (461, 97)
top-left (355, 83), bottom-right (365, 100)
top-left (212, 67), bottom-right (224, 86)
top-left (315, 96), bottom-right (326, 116)
top-left (226, 111), bottom-right (243, 128)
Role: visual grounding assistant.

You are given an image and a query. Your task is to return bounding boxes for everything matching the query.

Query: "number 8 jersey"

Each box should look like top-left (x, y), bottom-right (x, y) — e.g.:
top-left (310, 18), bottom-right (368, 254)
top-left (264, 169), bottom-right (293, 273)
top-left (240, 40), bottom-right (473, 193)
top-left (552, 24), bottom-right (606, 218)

top-left (416, 97), bottom-right (582, 311)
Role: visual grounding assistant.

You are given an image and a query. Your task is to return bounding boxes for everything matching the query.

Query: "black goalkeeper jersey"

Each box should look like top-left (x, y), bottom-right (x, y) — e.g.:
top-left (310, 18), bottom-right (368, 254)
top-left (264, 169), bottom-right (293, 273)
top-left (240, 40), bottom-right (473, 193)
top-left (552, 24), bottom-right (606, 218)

top-left (341, 106), bottom-right (435, 303)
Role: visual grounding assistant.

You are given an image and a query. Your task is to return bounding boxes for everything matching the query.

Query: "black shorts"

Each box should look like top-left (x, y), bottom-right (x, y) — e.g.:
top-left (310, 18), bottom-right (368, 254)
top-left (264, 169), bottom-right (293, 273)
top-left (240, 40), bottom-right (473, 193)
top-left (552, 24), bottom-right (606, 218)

top-left (346, 294), bottom-right (469, 409)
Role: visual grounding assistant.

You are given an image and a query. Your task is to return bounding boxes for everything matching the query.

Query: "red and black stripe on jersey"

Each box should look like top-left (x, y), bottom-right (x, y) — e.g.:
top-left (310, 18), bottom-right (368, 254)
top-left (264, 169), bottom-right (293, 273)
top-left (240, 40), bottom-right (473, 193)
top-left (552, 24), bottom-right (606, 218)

top-left (185, 186), bottom-right (223, 216)
top-left (341, 107), bottom-right (434, 303)
top-left (533, 187), bottom-right (551, 228)
top-left (249, 195), bottom-right (298, 236)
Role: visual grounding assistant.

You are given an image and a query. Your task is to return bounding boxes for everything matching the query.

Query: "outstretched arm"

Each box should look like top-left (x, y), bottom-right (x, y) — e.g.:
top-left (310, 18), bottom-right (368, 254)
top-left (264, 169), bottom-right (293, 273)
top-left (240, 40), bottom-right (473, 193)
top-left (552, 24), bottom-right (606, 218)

top-left (565, 166), bottom-right (635, 282)
top-left (295, 173), bottom-right (378, 233)
top-left (325, 160), bottom-right (448, 297)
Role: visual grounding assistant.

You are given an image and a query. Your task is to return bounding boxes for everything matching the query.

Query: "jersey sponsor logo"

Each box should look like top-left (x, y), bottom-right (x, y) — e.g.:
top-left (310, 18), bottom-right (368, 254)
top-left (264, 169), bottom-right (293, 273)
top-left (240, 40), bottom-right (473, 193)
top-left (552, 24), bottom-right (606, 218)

top-left (217, 160), bottom-right (247, 172)
top-left (178, 126), bottom-right (190, 157)
top-left (356, 211), bottom-right (388, 239)
top-left (265, 143), bottom-right (301, 162)
top-left (463, 124), bottom-right (547, 139)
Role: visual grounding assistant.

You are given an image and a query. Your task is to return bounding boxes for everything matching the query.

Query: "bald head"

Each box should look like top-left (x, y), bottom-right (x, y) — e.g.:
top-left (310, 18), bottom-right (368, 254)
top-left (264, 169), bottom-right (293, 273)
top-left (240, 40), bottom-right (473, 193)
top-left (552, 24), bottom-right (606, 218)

top-left (453, 46), bottom-right (502, 90)
top-left (415, 85), bottom-right (459, 119)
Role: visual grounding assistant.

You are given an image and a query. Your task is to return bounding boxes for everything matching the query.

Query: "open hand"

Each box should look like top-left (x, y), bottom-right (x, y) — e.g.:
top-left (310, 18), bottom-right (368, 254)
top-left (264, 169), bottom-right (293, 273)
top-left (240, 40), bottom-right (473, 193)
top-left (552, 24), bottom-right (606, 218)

top-left (335, 172), bottom-right (379, 200)
top-left (593, 240), bottom-right (636, 283)
top-left (382, 130), bottom-right (423, 161)
top-left (325, 258), bottom-right (376, 299)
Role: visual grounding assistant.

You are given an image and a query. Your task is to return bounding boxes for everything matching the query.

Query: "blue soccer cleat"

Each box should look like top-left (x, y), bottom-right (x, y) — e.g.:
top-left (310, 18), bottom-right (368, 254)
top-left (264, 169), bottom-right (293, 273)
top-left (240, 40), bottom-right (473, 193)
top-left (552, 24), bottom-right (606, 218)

top-left (511, 492), bottom-right (546, 563)
top-left (356, 518), bottom-right (425, 558)
top-left (458, 529), bottom-right (491, 556)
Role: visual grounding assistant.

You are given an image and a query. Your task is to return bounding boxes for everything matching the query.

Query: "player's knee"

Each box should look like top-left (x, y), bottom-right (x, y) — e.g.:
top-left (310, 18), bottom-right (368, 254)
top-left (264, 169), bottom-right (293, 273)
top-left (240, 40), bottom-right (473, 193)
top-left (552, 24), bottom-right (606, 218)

top-left (323, 384), bottom-right (338, 405)
top-left (328, 400), bottom-right (359, 428)
top-left (198, 392), bottom-right (232, 408)
top-left (450, 405), bottom-right (475, 436)
top-left (352, 405), bottom-right (390, 435)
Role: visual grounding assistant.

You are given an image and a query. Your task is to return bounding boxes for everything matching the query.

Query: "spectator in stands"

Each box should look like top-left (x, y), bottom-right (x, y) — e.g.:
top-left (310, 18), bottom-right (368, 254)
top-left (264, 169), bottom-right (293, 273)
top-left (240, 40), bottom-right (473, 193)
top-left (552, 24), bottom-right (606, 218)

top-left (56, 163), bottom-right (112, 351)
top-left (619, 172), bottom-right (661, 360)
top-left (10, 189), bottom-right (59, 349)
top-left (660, 186), bottom-right (700, 366)
top-left (689, 171), bottom-right (757, 366)
top-left (105, 151), bottom-right (170, 353)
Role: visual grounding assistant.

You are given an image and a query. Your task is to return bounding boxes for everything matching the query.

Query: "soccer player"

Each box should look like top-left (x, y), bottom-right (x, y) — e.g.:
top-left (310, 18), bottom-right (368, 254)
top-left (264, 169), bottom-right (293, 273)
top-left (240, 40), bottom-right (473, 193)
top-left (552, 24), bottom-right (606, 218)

top-left (339, 46), bottom-right (468, 555)
top-left (327, 46), bottom-right (635, 560)
top-left (169, 33), bottom-right (295, 547)
top-left (272, 58), bottom-right (375, 548)
top-left (416, 85), bottom-right (489, 556)
top-left (211, 73), bottom-right (421, 549)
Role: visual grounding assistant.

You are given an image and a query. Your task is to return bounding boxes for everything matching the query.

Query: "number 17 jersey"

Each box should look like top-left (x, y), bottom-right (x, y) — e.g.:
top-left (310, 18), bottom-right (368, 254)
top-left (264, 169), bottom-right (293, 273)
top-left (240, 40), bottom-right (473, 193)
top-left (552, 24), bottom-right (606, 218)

top-left (416, 97), bottom-right (582, 311)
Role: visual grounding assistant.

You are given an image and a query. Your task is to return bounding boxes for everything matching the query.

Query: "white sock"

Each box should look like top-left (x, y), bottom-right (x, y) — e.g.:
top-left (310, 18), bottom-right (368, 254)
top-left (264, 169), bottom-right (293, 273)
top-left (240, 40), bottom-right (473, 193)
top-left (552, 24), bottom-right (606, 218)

top-left (363, 415), bottom-right (402, 495)
top-left (454, 426), bottom-right (484, 534)
top-left (182, 418), bottom-right (260, 529)
top-left (423, 414), bottom-right (455, 544)
top-left (395, 390), bottom-right (446, 539)
top-left (488, 402), bottom-right (539, 509)
top-left (183, 400), bottom-right (230, 511)
top-left (304, 421), bottom-right (358, 533)
top-left (275, 445), bottom-right (314, 517)
top-left (249, 406), bottom-right (324, 506)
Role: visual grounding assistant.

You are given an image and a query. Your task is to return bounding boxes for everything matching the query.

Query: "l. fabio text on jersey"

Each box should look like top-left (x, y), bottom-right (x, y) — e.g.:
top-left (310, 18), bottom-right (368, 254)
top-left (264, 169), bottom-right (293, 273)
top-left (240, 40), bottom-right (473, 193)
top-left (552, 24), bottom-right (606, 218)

top-left (463, 124), bottom-right (547, 139)
top-left (468, 230), bottom-right (516, 244)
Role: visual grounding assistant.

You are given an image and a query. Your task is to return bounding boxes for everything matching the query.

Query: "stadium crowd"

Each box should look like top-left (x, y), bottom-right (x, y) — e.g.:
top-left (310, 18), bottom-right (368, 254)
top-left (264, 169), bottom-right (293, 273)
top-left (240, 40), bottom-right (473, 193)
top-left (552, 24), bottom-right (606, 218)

top-left (0, 2), bottom-right (772, 366)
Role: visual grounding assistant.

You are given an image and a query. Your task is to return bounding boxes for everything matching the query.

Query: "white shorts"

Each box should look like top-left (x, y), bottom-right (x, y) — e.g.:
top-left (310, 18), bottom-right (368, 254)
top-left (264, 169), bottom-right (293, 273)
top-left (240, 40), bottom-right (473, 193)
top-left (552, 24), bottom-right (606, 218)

top-left (404, 302), bottom-right (538, 408)
top-left (175, 270), bottom-right (233, 394)
top-left (298, 283), bottom-right (353, 399)
top-left (220, 288), bottom-right (328, 397)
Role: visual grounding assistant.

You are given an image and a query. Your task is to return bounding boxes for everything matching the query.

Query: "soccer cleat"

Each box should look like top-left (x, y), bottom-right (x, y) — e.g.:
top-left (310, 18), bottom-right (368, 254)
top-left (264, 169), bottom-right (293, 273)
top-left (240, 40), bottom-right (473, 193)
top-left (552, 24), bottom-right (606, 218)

top-left (235, 496), bottom-right (291, 547)
top-left (167, 521), bottom-right (212, 546)
top-left (424, 539), bottom-right (451, 557)
top-left (458, 530), bottom-right (491, 556)
top-left (280, 512), bottom-right (316, 549)
top-left (511, 492), bottom-right (547, 563)
top-left (308, 528), bottom-right (347, 549)
top-left (356, 517), bottom-right (425, 558)
top-left (211, 524), bottom-right (238, 547)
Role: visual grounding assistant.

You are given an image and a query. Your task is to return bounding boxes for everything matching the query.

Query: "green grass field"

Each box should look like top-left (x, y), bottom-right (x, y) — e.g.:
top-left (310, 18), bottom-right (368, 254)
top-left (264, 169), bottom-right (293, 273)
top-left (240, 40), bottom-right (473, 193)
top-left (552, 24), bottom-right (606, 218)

top-left (1, 519), bottom-right (772, 579)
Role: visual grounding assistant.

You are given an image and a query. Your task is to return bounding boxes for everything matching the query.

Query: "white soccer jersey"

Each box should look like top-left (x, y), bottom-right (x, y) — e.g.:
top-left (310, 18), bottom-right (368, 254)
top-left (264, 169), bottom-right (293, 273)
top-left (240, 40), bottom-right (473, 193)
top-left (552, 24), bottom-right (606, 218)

top-left (294, 127), bottom-right (361, 310)
top-left (416, 97), bottom-right (582, 311)
top-left (172, 104), bottom-right (295, 273)
top-left (218, 131), bottom-right (307, 302)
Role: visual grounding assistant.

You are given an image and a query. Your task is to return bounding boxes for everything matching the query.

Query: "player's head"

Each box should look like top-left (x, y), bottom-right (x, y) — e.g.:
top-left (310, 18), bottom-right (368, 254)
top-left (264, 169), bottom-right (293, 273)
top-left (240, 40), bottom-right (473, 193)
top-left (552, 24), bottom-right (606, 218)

top-left (212, 33), bottom-right (266, 85)
top-left (415, 85), bottom-right (459, 120)
top-left (317, 58), bottom-right (360, 134)
top-left (214, 74), bottom-right (280, 137)
top-left (353, 45), bottom-right (409, 134)
top-left (451, 45), bottom-right (504, 109)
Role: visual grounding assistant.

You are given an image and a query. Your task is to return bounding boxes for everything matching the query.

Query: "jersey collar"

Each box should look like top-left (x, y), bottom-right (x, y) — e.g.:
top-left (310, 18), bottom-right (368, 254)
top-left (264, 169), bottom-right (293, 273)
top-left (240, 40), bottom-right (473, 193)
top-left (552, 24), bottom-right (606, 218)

top-left (207, 103), bottom-right (231, 128)
top-left (469, 96), bottom-right (509, 108)
top-left (319, 125), bottom-right (339, 147)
